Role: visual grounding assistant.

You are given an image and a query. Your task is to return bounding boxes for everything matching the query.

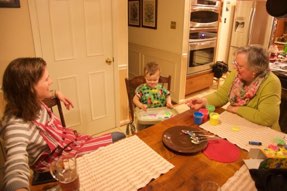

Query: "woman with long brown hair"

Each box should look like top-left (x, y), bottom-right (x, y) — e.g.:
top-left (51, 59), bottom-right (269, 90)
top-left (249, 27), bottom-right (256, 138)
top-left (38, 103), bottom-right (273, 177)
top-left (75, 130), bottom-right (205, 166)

top-left (1, 57), bottom-right (125, 191)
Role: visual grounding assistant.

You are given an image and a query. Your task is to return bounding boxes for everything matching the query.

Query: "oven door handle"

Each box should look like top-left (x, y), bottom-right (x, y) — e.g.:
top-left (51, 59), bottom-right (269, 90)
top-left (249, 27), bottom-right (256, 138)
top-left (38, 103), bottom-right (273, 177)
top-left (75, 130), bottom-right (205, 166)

top-left (191, 6), bottom-right (219, 12)
top-left (189, 40), bottom-right (216, 50)
top-left (190, 21), bottom-right (218, 28)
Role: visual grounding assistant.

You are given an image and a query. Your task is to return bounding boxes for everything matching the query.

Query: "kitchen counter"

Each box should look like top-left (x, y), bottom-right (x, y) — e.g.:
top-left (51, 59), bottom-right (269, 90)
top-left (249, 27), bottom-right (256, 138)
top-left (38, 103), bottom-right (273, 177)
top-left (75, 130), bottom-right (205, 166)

top-left (270, 62), bottom-right (287, 87)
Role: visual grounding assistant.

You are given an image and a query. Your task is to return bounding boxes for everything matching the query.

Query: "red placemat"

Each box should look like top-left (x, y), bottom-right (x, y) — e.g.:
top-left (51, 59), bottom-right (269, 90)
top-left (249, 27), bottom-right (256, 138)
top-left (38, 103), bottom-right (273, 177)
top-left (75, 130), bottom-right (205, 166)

top-left (203, 139), bottom-right (240, 163)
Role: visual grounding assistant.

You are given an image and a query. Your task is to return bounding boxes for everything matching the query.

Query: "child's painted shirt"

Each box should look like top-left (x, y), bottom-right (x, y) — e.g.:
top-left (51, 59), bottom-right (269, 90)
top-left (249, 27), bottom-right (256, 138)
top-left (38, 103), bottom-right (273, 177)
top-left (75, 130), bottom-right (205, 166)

top-left (135, 83), bottom-right (170, 108)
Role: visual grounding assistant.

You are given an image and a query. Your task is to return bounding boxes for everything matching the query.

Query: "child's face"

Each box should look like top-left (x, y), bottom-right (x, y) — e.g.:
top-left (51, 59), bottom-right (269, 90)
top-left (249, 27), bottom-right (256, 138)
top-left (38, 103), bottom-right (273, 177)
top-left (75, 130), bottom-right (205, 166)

top-left (145, 70), bottom-right (160, 88)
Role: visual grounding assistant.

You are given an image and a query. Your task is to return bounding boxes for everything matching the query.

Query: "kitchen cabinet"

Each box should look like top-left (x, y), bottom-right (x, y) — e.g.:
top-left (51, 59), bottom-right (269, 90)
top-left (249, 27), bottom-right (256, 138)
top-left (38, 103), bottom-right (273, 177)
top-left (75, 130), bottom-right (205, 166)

top-left (273, 18), bottom-right (287, 50)
top-left (185, 71), bottom-right (214, 95)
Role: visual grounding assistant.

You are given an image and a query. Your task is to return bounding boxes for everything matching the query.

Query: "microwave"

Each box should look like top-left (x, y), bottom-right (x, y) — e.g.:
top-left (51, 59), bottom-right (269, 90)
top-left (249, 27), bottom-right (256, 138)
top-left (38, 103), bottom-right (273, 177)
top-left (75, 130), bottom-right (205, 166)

top-left (191, 0), bottom-right (220, 7)
top-left (190, 5), bottom-right (219, 29)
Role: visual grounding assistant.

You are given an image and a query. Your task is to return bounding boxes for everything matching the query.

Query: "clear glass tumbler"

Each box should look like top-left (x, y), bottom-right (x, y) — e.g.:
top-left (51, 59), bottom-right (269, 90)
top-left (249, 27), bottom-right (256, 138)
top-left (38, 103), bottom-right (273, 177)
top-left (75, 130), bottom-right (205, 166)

top-left (50, 155), bottom-right (80, 191)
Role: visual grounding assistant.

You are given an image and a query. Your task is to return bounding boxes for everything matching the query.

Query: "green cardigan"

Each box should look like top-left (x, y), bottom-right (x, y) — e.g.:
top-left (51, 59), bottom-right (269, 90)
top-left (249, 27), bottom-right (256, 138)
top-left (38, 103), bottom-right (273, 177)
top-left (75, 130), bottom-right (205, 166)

top-left (205, 71), bottom-right (282, 131)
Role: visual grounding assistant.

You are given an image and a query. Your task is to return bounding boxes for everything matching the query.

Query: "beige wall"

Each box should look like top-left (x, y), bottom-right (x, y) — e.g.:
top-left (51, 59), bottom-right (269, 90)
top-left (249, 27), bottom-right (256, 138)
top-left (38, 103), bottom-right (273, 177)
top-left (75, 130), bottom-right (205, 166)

top-left (119, 69), bottom-right (129, 125)
top-left (128, 0), bottom-right (186, 54)
top-left (0, 0), bottom-right (129, 125)
top-left (0, 92), bottom-right (4, 118)
top-left (0, 0), bottom-right (35, 85)
top-left (112, 0), bottom-right (129, 124)
top-left (128, 0), bottom-right (190, 103)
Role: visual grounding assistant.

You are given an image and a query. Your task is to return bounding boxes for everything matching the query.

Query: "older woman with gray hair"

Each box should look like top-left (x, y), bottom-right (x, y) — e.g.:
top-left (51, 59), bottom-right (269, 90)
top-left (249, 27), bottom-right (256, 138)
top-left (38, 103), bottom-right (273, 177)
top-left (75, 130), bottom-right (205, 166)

top-left (187, 45), bottom-right (282, 131)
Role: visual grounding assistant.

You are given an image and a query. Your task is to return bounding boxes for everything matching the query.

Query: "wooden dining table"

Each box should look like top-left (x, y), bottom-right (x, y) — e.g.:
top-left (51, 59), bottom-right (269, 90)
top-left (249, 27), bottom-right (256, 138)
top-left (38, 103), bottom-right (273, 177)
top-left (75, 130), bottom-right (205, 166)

top-left (31, 109), bottom-right (249, 191)
top-left (136, 109), bottom-right (248, 191)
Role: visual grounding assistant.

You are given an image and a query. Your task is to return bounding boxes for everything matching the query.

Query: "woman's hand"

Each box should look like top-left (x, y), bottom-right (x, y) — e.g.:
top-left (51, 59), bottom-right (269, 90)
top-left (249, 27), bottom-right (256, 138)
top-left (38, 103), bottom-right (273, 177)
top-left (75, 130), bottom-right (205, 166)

top-left (226, 105), bottom-right (239, 113)
top-left (55, 91), bottom-right (74, 110)
top-left (186, 97), bottom-right (207, 110)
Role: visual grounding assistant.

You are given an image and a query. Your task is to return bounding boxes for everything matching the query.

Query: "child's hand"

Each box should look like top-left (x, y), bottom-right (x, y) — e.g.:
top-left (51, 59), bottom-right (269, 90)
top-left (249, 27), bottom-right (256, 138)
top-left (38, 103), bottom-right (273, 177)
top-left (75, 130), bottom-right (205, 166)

top-left (166, 96), bottom-right (173, 109)
top-left (140, 104), bottom-right (148, 111)
top-left (166, 102), bottom-right (173, 109)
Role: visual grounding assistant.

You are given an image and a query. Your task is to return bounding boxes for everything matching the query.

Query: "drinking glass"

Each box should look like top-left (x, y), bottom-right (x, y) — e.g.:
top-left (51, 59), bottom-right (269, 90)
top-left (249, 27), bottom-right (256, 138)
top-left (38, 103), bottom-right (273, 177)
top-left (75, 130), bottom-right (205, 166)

top-left (49, 155), bottom-right (80, 191)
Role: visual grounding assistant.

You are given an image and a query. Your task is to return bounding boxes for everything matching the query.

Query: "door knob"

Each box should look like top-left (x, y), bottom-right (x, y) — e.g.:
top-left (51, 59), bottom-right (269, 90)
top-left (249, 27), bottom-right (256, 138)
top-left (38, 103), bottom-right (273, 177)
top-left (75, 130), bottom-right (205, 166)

top-left (105, 58), bottom-right (113, 65)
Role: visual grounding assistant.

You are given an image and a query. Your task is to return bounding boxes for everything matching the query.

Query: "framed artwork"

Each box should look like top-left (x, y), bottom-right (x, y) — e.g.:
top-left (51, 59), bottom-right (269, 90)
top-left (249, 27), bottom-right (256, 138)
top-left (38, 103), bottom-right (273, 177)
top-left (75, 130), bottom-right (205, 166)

top-left (0, 0), bottom-right (20, 8)
top-left (128, 0), bottom-right (140, 27)
top-left (142, 0), bottom-right (157, 29)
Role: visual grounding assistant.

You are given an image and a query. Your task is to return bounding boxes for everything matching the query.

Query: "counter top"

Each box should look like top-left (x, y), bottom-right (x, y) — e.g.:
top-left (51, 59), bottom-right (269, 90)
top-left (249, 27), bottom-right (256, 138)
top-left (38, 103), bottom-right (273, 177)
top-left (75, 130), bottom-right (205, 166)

top-left (270, 62), bottom-right (287, 89)
top-left (270, 62), bottom-right (287, 73)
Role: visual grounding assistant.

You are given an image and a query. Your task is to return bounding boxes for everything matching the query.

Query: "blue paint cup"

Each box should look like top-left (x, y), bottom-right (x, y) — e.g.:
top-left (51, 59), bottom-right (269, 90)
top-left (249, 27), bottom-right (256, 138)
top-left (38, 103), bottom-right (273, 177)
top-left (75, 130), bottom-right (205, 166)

top-left (194, 111), bottom-right (204, 125)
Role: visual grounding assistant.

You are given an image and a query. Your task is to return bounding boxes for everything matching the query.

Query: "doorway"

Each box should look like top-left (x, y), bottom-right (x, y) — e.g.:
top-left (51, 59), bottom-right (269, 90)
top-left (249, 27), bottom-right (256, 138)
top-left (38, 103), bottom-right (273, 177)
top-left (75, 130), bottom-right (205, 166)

top-left (29, 0), bottom-right (120, 135)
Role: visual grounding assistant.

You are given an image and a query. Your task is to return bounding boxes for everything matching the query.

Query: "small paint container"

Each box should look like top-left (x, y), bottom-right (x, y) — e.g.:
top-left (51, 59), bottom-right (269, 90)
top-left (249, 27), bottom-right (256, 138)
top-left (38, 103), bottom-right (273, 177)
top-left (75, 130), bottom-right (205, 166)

top-left (206, 104), bottom-right (215, 114)
top-left (209, 112), bottom-right (220, 126)
top-left (194, 111), bottom-right (204, 125)
top-left (199, 108), bottom-right (209, 122)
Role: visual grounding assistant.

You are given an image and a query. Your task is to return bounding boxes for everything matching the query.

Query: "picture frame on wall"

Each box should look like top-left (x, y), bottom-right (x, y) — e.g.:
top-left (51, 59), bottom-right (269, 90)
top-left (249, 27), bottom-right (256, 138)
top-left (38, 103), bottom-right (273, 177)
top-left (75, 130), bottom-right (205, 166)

top-left (0, 0), bottom-right (20, 8)
top-left (128, 0), bottom-right (140, 27)
top-left (142, 0), bottom-right (157, 29)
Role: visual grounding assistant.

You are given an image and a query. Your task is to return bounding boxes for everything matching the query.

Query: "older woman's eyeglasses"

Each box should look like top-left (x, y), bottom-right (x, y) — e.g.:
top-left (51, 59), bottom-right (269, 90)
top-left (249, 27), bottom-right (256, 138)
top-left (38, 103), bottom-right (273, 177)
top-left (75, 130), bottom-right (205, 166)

top-left (233, 61), bottom-right (243, 69)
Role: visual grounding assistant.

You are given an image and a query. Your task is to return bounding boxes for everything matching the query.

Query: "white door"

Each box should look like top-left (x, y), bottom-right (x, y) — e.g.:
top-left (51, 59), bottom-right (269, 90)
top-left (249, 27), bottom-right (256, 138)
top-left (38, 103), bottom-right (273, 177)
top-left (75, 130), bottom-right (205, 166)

top-left (29, 0), bottom-right (116, 135)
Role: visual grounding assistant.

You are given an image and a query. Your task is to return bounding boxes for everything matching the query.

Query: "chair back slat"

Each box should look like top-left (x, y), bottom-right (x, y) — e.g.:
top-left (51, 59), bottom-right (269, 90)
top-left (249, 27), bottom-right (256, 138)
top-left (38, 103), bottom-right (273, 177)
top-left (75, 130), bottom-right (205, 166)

top-left (43, 96), bottom-right (66, 127)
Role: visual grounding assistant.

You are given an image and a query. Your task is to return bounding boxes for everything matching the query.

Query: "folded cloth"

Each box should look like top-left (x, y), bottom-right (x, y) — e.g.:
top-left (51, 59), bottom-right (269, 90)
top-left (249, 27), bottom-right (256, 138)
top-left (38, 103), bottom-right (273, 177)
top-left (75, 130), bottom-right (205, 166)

top-left (249, 168), bottom-right (287, 191)
top-left (203, 139), bottom-right (241, 163)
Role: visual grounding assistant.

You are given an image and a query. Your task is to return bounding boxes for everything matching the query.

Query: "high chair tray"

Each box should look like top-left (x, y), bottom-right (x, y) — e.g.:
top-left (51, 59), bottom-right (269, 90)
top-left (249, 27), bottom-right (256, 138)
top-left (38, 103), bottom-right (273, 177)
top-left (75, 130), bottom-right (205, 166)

top-left (135, 107), bottom-right (177, 125)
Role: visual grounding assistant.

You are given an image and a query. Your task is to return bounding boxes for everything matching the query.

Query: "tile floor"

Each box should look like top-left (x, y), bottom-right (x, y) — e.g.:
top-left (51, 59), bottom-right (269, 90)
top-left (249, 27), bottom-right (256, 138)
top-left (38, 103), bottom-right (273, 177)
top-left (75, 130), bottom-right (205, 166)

top-left (96, 76), bottom-right (226, 137)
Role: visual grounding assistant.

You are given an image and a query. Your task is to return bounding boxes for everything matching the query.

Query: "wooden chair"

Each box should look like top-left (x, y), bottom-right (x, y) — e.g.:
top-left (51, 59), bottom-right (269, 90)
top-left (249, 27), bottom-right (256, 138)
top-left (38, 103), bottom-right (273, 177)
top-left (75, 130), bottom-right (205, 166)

top-left (125, 75), bottom-right (171, 135)
top-left (0, 137), bottom-right (5, 188)
top-left (43, 96), bottom-right (66, 127)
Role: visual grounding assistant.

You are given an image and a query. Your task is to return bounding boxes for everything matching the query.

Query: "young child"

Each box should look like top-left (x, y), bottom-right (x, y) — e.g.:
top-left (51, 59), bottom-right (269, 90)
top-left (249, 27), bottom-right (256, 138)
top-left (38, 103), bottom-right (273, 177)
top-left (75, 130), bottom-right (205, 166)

top-left (133, 62), bottom-right (173, 111)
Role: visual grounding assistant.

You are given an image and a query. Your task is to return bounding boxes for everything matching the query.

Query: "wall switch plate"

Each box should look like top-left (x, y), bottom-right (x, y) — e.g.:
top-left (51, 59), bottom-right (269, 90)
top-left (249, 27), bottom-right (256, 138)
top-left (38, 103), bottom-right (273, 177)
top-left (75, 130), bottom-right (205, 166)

top-left (170, 21), bottom-right (176, 29)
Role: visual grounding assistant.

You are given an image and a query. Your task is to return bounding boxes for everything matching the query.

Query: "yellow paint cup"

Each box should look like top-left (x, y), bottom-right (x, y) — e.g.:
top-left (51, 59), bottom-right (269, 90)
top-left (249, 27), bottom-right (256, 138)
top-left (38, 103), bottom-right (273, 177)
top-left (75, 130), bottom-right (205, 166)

top-left (209, 112), bottom-right (220, 126)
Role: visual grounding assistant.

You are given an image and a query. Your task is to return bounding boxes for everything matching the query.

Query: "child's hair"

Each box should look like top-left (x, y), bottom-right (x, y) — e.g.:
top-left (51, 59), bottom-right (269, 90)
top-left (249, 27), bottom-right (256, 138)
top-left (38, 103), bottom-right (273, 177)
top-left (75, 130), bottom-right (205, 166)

top-left (144, 62), bottom-right (160, 76)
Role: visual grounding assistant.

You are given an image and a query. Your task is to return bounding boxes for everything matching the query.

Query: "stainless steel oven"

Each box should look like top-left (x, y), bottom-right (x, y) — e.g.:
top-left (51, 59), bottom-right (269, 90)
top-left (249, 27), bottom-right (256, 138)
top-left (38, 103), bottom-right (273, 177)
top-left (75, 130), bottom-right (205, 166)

top-left (187, 31), bottom-right (217, 75)
top-left (190, 0), bottom-right (220, 29)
